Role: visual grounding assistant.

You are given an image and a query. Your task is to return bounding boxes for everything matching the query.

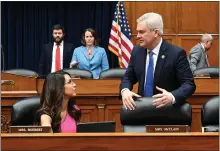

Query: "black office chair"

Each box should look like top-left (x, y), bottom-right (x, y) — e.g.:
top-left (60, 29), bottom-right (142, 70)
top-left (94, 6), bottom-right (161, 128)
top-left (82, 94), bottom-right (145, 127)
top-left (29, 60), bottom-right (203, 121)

top-left (193, 67), bottom-right (219, 78)
top-left (11, 96), bottom-right (40, 126)
top-left (202, 96), bottom-right (219, 132)
top-left (100, 68), bottom-right (126, 79)
top-left (120, 97), bottom-right (192, 132)
top-left (63, 68), bottom-right (93, 79)
top-left (3, 69), bottom-right (38, 77)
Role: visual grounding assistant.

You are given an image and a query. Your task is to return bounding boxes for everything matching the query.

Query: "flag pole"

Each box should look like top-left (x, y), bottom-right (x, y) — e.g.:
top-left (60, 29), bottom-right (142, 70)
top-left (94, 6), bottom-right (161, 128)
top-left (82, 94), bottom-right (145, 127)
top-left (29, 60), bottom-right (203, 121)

top-left (116, 1), bottom-right (120, 34)
top-left (116, 1), bottom-right (123, 68)
top-left (109, 1), bottom-right (133, 68)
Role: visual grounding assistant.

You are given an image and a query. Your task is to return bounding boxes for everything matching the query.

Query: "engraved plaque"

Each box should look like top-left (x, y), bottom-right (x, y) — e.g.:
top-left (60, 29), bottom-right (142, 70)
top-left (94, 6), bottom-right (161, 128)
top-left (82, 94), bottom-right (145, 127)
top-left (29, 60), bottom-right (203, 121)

top-left (9, 126), bottom-right (51, 133)
top-left (146, 125), bottom-right (189, 133)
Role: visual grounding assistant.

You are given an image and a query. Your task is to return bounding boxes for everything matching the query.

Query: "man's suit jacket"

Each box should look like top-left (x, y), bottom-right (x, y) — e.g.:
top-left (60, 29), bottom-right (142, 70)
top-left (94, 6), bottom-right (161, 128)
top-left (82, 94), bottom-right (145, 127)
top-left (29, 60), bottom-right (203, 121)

top-left (120, 39), bottom-right (196, 106)
top-left (71, 46), bottom-right (109, 79)
top-left (188, 43), bottom-right (209, 72)
top-left (39, 42), bottom-right (75, 76)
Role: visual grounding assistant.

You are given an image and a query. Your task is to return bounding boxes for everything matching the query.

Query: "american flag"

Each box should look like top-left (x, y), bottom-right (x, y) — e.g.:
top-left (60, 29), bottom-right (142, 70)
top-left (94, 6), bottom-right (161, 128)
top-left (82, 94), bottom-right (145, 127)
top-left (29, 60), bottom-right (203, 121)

top-left (108, 2), bottom-right (133, 68)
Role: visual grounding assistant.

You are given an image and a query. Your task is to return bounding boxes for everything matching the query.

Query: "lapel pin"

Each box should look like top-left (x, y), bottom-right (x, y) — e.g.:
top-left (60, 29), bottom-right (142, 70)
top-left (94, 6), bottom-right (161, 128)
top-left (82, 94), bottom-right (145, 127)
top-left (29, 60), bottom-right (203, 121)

top-left (161, 55), bottom-right (165, 59)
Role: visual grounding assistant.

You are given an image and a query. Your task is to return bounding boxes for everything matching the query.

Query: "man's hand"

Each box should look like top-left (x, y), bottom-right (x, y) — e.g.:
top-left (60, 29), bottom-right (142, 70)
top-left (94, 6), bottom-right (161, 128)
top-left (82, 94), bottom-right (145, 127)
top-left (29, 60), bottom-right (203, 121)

top-left (122, 89), bottom-right (141, 110)
top-left (152, 86), bottom-right (173, 108)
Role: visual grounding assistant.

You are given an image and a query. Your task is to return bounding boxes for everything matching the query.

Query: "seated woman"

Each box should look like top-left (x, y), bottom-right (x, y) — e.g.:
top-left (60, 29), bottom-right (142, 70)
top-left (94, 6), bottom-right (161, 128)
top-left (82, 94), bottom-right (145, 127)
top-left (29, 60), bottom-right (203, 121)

top-left (36, 70), bottom-right (81, 133)
top-left (70, 28), bottom-right (109, 79)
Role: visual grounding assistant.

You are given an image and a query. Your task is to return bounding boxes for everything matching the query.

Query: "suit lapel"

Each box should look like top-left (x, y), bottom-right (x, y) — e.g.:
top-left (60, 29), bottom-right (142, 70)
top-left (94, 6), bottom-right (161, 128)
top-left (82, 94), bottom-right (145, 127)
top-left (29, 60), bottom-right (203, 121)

top-left (63, 42), bottom-right (67, 61)
top-left (48, 43), bottom-right (53, 70)
top-left (205, 54), bottom-right (209, 66)
top-left (82, 47), bottom-right (90, 60)
top-left (153, 39), bottom-right (168, 87)
top-left (139, 47), bottom-right (147, 95)
top-left (89, 47), bottom-right (98, 60)
top-left (203, 49), bottom-right (209, 66)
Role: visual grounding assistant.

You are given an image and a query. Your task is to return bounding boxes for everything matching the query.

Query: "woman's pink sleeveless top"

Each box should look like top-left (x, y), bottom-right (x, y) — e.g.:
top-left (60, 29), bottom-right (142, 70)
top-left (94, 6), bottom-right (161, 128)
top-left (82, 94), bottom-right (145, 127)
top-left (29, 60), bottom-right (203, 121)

top-left (60, 112), bottom-right (77, 133)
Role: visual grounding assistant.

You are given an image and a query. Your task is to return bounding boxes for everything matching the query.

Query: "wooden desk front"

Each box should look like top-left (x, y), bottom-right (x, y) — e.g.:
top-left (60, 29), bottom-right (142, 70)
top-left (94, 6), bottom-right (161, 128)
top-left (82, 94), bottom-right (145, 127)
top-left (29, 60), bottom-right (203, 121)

top-left (1, 132), bottom-right (219, 151)
top-left (1, 73), bottom-right (219, 132)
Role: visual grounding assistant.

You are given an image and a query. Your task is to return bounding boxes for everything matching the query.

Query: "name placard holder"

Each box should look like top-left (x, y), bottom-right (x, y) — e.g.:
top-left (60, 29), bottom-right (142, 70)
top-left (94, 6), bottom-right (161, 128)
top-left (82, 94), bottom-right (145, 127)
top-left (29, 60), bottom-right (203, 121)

top-left (194, 74), bottom-right (210, 79)
top-left (146, 125), bottom-right (189, 133)
top-left (9, 126), bottom-right (51, 133)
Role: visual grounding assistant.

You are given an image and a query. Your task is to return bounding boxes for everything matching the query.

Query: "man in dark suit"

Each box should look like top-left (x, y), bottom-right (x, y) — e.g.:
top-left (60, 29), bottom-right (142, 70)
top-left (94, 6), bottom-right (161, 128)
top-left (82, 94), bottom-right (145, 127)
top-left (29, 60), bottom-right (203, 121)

top-left (120, 12), bottom-right (196, 110)
top-left (39, 24), bottom-right (75, 76)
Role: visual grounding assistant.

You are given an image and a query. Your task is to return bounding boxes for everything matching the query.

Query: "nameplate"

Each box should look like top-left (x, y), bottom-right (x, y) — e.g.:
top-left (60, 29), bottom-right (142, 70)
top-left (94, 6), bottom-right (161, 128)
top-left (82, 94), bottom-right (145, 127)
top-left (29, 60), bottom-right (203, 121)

top-left (9, 126), bottom-right (51, 133)
top-left (194, 74), bottom-right (210, 78)
top-left (1, 80), bottom-right (15, 85)
top-left (146, 125), bottom-right (189, 133)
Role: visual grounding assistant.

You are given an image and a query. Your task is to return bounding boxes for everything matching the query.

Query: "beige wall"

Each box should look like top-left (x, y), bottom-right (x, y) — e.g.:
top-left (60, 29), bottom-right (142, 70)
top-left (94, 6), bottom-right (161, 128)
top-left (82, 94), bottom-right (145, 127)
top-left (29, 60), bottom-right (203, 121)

top-left (124, 2), bottom-right (219, 66)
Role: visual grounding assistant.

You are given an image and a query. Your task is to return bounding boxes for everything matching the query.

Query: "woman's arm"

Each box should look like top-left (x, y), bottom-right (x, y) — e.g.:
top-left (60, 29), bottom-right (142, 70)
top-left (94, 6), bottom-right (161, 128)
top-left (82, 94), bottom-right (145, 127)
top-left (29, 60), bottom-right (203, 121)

top-left (70, 48), bottom-right (78, 68)
top-left (101, 48), bottom-right (109, 71)
top-left (40, 114), bottom-right (53, 133)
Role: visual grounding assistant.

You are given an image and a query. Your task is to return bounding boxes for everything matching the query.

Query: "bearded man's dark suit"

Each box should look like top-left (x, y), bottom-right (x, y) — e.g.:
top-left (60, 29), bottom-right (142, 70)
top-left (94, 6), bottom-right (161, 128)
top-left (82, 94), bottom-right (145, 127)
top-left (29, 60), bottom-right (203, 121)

top-left (39, 42), bottom-right (74, 76)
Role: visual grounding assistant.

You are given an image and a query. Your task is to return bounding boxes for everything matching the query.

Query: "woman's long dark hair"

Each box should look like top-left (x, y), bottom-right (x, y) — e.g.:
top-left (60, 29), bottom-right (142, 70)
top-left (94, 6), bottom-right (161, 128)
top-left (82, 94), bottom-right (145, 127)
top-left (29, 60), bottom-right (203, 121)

top-left (36, 70), bottom-right (81, 132)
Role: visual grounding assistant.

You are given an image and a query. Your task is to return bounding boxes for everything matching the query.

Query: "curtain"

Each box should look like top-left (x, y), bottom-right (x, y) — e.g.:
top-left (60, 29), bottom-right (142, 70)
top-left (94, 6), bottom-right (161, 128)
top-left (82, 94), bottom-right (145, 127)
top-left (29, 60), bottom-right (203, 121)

top-left (1, 1), bottom-right (119, 72)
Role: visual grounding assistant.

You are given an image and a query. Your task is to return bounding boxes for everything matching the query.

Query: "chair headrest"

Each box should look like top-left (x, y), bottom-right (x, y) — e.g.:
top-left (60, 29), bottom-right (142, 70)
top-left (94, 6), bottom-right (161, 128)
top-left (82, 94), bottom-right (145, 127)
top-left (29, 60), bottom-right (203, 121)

top-left (194, 67), bottom-right (219, 77)
top-left (11, 96), bottom-right (40, 126)
top-left (3, 69), bottom-right (38, 77)
top-left (120, 97), bottom-right (192, 125)
top-left (63, 69), bottom-right (93, 79)
top-left (202, 96), bottom-right (219, 126)
top-left (100, 68), bottom-right (126, 79)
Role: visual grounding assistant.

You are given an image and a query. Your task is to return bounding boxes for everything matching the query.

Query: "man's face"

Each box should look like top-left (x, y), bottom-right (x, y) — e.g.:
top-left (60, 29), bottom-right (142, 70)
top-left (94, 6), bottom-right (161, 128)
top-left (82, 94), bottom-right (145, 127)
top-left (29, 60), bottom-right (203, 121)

top-left (52, 29), bottom-right (64, 44)
top-left (205, 41), bottom-right (212, 50)
top-left (136, 21), bottom-right (157, 49)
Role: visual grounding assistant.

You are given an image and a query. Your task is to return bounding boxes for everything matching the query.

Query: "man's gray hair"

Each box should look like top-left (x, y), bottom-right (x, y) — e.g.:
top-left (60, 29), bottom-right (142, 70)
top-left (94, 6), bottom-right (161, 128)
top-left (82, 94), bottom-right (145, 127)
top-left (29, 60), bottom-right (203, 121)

top-left (137, 12), bottom-right (163, 35)
top-left (200, 34), bottom-right (213, 42)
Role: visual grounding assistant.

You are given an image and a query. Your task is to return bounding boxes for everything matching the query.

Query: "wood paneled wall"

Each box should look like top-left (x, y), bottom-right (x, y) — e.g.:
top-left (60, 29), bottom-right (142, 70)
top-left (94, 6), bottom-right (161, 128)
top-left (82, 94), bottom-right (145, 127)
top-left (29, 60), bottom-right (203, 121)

top-left (124, 2), bottom-right (219, 66)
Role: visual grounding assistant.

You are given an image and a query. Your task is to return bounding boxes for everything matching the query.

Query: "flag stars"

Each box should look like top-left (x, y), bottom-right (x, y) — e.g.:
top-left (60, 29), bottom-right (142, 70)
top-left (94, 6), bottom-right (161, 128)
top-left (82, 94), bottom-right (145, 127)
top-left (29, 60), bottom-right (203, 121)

top-left (112, 2), bottom-right (132, 39)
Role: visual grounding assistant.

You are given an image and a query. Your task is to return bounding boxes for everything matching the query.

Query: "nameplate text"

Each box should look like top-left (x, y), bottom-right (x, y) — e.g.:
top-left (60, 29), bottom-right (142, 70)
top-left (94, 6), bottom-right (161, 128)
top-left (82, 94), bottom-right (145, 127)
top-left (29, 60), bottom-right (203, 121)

top-left (9, 126), bottom-right (51, 133)
top-left (146, 125), bottom-right (189, 133)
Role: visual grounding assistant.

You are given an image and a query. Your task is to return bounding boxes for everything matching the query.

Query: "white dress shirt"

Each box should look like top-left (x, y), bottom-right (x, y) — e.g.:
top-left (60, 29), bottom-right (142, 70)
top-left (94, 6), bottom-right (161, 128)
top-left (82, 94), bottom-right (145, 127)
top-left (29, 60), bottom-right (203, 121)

top-left (51, 41), bottom-right (64, 73)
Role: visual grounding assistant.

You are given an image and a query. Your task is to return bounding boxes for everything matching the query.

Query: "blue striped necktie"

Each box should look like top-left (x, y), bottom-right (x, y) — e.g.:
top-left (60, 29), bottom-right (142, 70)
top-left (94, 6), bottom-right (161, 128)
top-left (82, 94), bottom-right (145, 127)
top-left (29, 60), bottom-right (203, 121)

top-left (144, 51), bottom-right (154, 96)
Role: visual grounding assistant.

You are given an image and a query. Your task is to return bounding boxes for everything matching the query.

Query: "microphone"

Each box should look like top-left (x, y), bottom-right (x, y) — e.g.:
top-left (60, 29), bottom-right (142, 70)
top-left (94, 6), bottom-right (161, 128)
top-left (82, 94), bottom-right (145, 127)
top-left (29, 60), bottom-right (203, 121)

top-left (1, 44), bottom-right (5, 71)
